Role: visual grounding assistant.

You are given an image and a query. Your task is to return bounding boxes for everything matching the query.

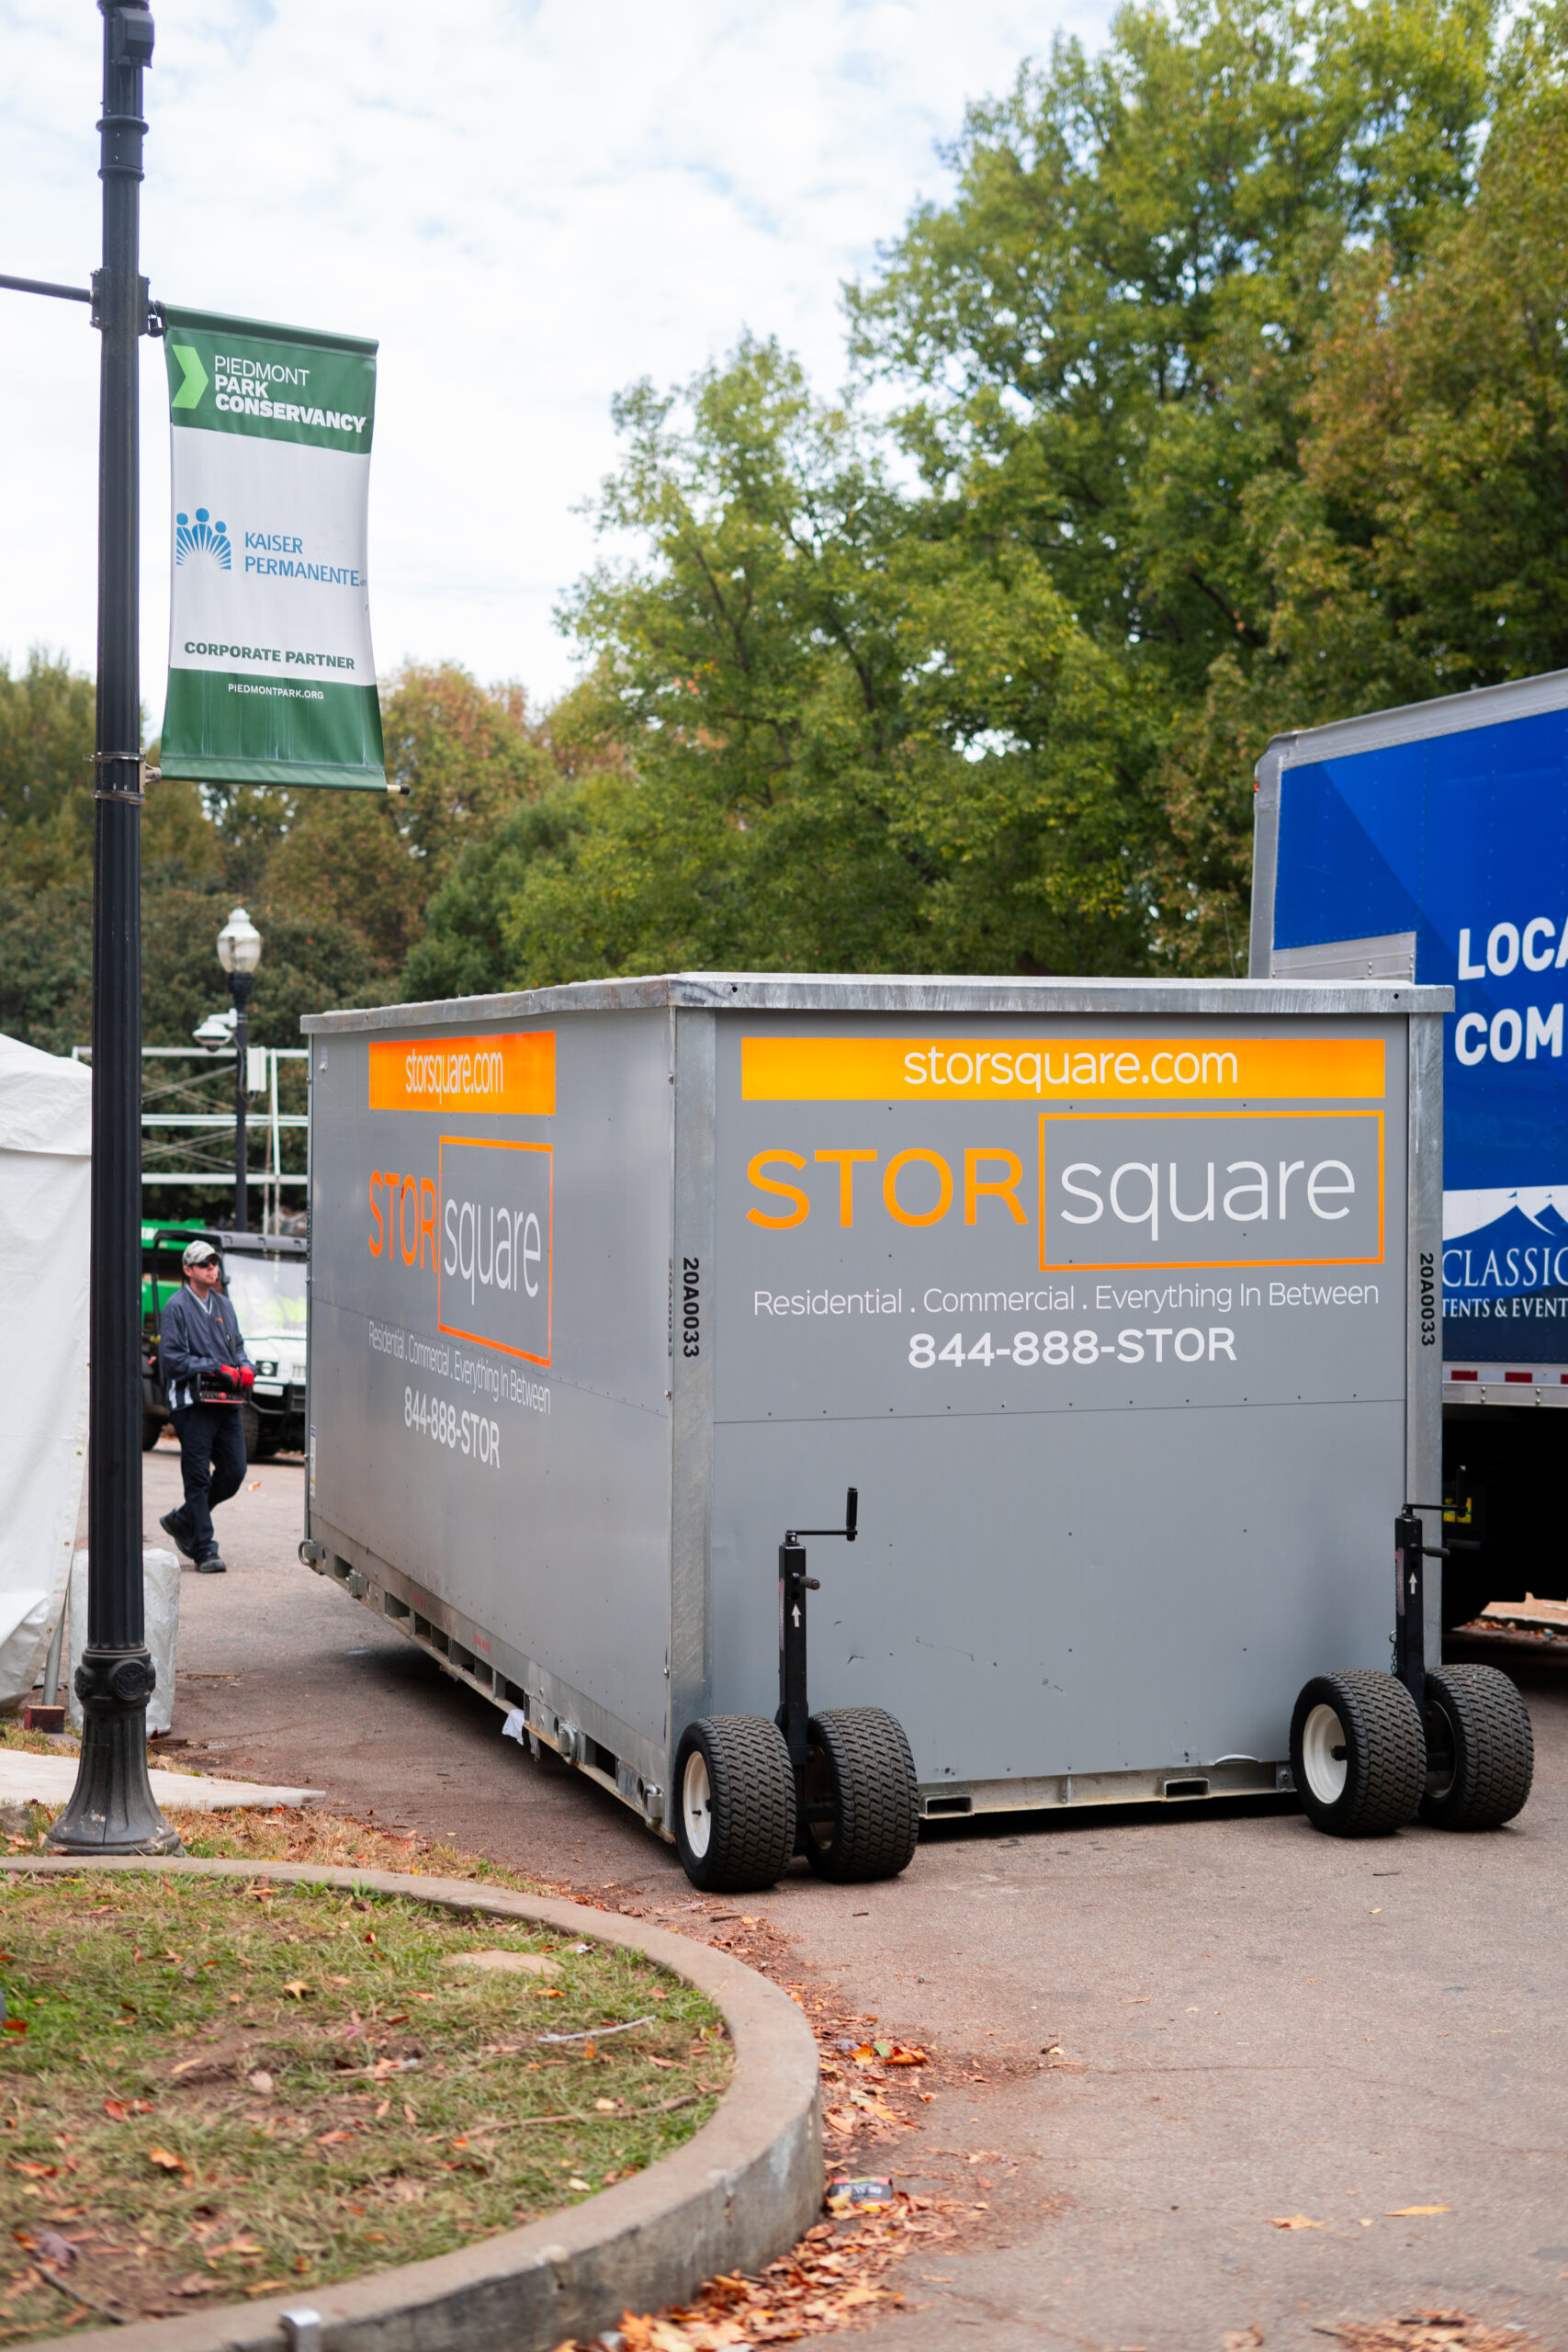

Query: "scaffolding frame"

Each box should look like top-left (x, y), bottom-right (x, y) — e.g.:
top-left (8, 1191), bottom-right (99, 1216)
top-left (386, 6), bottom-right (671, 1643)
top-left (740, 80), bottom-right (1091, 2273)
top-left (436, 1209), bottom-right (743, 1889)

top-left (72, 1045), bottom-right (309, 1233)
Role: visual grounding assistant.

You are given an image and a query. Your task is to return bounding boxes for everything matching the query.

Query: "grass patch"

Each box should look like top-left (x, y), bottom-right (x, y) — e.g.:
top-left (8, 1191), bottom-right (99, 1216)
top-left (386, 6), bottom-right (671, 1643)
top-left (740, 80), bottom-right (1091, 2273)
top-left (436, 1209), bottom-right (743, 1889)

top-left (0, 1870), bottom-right (729, 2336)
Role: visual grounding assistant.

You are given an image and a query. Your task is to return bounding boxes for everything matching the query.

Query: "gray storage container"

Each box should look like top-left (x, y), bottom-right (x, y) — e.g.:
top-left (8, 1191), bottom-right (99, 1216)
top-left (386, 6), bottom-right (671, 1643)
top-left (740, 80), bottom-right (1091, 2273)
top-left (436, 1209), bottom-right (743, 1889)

top-left (300, 974), bottom-right (1449, 1852)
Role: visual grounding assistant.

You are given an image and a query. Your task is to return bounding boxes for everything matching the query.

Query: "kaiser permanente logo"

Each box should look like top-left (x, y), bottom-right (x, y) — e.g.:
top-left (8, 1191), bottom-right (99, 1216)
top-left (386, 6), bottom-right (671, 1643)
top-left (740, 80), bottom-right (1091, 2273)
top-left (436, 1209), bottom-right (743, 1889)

top-left (243, 532), bottom-right (364, 588)
top-left (175, 509), bottom-right (231, 571)
top-left (169, 343), bottom-right (368, 437)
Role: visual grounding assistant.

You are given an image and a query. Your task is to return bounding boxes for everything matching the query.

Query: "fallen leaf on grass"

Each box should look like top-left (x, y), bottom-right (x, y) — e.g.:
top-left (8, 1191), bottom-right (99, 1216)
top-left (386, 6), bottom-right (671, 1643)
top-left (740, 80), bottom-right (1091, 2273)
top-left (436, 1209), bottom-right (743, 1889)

top-left (8, 2163), bottom-right (59, 2180)
top-left (247, 2071), bottom-right (273, 2097)
top-left (102, 2098), bottom-right (152, 2119)
top-left (316, 2131), bottom-right (352, 2147)
top-left (147, 2148), bottom-right (190, 2175)
top-left (1268, 2213), bottom-right (1324, 2230)
top-left (2, 2020), bottom-right (27, 2038)
top-left (281, 1980), bottom-right (311, 2000)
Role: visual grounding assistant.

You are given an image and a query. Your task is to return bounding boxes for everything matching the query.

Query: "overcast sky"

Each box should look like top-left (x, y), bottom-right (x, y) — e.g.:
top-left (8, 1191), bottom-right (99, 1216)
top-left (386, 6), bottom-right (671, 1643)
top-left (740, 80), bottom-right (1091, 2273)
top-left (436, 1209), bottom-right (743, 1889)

top-left (3, 0), bottom-right (1111, 715)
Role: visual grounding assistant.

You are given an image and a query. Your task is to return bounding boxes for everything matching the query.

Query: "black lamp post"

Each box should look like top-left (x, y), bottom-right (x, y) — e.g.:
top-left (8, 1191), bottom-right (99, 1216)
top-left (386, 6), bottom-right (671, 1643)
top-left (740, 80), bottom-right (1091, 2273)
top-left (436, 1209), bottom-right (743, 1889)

top-left (48, 1), bottom-right (178, 1855)
top-left (216, 907), bottom-right (263, 1232)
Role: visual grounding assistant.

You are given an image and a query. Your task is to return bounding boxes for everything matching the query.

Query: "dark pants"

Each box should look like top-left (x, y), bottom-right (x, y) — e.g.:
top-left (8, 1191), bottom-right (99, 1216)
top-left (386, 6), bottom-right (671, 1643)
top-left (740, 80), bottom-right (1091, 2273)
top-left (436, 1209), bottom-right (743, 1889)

top-left (169, 1404), bottom-right (247, 1560)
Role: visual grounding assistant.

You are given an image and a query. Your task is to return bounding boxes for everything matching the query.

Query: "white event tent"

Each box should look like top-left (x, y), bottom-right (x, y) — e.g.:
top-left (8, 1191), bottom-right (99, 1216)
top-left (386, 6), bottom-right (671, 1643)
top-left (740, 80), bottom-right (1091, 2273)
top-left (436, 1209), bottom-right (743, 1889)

top-left (0, 1032), bottom-right (91, 1708)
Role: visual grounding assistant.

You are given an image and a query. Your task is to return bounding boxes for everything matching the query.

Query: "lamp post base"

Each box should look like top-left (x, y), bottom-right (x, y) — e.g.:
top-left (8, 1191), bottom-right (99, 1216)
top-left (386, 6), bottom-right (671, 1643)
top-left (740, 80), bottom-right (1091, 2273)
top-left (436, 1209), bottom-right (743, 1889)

top-left (44, 1648), bottom-right (182, 1856)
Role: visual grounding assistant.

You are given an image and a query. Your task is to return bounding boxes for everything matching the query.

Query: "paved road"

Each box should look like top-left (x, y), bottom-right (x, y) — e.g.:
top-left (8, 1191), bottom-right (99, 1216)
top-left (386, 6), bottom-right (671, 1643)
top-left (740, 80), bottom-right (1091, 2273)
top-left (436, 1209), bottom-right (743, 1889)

top-left (134, 1445), bottom-right (1568, 2350)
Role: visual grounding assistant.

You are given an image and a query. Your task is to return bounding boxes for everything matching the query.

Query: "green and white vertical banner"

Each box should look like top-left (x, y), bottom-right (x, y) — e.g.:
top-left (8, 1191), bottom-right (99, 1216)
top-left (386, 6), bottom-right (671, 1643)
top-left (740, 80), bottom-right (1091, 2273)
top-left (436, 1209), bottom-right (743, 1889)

top-left (159, 307), bottom-right (386, 790)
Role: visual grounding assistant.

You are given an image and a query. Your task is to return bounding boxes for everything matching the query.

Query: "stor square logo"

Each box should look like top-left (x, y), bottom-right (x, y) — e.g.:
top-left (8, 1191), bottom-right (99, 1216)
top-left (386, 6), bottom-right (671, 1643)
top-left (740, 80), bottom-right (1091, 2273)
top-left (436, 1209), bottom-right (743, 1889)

top-left (436, 1137), bottom-right (552, 1365)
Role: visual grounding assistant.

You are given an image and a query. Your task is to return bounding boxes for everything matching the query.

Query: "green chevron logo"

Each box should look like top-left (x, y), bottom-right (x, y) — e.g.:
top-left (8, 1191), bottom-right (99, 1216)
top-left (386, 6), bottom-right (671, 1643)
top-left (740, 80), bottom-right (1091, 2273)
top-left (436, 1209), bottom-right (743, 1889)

top-left (170, 345), bottom-right (209, 409)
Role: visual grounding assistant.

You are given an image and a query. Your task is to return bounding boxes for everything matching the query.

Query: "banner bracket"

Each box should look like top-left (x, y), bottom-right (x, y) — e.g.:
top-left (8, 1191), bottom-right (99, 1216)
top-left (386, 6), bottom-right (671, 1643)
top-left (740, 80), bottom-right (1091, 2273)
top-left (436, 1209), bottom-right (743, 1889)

top-left (84, 752), bottom-right (158, 801)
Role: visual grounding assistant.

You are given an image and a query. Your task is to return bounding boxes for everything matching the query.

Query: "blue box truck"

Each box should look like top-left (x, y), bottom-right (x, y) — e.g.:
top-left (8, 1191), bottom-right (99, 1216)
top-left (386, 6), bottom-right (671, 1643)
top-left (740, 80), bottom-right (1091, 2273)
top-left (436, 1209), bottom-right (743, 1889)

top-left (1251, 670), bottom-right (1568, 1626)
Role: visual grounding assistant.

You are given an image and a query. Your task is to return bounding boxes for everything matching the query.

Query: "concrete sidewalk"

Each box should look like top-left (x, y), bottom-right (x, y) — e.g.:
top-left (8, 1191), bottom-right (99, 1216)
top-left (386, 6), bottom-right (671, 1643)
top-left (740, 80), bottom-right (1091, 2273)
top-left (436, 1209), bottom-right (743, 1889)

top-left (0, 1747), bottom-right (320, 1811)
top-left (138, 1446), bottom-right (1568, 2349)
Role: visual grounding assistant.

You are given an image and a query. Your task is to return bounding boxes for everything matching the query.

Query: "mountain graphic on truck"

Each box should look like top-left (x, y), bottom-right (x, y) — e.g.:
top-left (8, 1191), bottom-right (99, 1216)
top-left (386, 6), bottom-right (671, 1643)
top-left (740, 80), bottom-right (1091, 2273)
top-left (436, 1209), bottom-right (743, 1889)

top-left (1443, 1193), bottom-right (1568, 1317)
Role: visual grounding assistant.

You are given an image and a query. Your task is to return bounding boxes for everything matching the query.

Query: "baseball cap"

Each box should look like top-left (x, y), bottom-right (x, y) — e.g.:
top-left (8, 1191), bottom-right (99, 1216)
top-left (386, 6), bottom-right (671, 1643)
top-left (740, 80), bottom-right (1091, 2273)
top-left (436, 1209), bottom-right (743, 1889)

top-left (182, 1239), bottom-right (220, 1269)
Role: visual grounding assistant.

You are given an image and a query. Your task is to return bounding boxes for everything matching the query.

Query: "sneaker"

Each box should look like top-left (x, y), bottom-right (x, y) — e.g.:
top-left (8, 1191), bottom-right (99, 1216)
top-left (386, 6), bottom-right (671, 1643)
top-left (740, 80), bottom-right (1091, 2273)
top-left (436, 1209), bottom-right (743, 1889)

top-left (194, 1549), bottom-right (227, 1575)
top-left (159, 1510), bottom-right (194, 1561)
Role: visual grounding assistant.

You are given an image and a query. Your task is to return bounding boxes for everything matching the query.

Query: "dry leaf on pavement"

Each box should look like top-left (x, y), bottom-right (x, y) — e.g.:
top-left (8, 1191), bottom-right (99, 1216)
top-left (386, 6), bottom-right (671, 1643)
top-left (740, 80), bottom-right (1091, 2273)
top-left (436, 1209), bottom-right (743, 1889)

top-left (1326, 2315), bottom-right (1548, 2352)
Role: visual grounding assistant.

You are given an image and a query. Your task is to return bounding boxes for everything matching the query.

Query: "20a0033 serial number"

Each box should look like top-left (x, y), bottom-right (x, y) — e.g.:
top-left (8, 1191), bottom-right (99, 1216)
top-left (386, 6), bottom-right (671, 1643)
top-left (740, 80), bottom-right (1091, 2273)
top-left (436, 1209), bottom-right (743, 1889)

top-left (403, 1387), bottom-right (502, 1464)
top-left (908, 1327), bottom-right (1236, 1368)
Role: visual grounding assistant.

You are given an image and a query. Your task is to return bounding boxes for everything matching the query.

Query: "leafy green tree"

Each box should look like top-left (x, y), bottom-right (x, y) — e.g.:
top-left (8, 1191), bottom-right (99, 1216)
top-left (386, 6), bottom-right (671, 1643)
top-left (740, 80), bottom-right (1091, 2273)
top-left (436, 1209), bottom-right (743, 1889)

top-left (413, 339), bottom-right (1152, 992)
top-left (847, 0), bottom-right (1493, 698)
top-left (263, 664), bottom-right (550, 978)
top-left (0, 650), bottom-right (97, 891)
top-left (415, 0), bottom-right (1523, 993)
top-left (1150, 5), bottom-right (1568, 964)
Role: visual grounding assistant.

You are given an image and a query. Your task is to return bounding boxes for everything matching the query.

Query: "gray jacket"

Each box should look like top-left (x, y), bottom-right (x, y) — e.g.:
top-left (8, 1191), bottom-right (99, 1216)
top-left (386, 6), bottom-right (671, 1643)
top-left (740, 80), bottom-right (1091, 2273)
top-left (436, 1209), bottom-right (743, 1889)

top-left (160, 1283), bottom-right (253, 1409)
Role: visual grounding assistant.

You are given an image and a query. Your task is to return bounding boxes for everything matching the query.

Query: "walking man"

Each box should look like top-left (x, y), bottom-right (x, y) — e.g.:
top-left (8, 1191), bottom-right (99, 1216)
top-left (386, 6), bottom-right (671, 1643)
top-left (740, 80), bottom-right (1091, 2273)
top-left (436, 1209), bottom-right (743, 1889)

top-left (158, 1239), bottom-right (254, 1574)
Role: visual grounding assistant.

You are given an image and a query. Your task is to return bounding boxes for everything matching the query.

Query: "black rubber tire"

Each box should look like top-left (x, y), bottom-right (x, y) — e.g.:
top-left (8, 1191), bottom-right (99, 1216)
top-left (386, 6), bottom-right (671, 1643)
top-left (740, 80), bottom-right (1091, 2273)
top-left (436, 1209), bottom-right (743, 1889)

top-left (1290, 1669), bottom-right (1425, 1838)
top-left (672, 1715), bottom-right (795, 1892)
top-left (802, 1706), bottom-right (919, 1883)
top-left (141, 1410), bottom-right (163, 1453)
top-left (1419, 1663), bottom-right (1534, 1830)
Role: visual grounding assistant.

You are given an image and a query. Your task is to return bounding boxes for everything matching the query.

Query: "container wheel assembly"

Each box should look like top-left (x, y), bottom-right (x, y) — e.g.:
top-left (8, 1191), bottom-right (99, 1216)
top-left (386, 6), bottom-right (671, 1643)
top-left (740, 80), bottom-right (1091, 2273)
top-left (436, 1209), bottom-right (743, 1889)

top-left (1418, 1663), bottom-right (1534, 1830)
top-left (802, 1707), bottom-right (919, 1881)
top-left (1292, 1510), bottom-right (1534, 1839)
top-left (671, 1714), bottom-right (796, 1891)
top-left (1290, 1670), bottom-right (1425, 1836)
top-left (672, 1489), bottom-right (920, 1892)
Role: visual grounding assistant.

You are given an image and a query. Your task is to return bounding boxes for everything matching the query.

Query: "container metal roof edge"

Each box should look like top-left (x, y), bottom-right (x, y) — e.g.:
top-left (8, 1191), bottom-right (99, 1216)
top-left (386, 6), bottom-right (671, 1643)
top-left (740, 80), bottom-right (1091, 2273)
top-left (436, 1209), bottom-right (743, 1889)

top-left (300, 973), bottom-right (1453, 1033)
top-left (1256, 664), bottom-right (1568, 777)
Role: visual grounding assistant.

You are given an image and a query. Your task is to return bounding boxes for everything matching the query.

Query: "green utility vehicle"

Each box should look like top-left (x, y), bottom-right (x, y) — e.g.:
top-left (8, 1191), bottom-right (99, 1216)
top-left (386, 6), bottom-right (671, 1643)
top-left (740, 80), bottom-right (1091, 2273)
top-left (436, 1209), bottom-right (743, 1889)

top-left (141, 1222), bottom-right (308, 1460)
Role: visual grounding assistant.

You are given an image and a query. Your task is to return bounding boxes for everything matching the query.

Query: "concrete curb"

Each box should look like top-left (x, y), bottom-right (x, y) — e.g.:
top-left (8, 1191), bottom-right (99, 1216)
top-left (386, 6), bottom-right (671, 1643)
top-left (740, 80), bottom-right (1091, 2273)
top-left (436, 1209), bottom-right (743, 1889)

top-left (1, 1856), bottom-right (823, 2351)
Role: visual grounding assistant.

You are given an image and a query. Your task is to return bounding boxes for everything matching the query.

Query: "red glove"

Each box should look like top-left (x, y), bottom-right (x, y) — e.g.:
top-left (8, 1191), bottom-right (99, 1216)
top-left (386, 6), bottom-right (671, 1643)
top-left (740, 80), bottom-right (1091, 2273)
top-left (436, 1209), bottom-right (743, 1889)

top-left (237, 1365), bottom-right (254, 1392)
top-left (219, 1364), bottom-right (240, 1391)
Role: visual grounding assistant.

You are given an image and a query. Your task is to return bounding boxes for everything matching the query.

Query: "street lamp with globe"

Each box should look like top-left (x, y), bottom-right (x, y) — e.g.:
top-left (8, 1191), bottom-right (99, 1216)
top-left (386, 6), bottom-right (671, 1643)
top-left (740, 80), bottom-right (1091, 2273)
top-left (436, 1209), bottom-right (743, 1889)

top-left (216, 907), bottom-right (262, 1232)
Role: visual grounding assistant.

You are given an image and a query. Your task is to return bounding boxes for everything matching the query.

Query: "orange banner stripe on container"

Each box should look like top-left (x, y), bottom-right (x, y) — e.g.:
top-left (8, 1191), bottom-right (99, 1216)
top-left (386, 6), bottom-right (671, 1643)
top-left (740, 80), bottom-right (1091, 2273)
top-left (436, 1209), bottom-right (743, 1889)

top-left (740, 1035), bottom-right (1384, 1103)
top-left (368, 1032), bottom-right (556, 1116)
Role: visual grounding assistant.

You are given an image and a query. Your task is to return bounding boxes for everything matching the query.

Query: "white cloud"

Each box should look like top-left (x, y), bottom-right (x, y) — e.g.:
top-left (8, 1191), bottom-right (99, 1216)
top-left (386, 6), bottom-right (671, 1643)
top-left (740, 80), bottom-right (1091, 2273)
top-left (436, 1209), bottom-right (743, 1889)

top-left (1, 0), bottom-right (1111, 712)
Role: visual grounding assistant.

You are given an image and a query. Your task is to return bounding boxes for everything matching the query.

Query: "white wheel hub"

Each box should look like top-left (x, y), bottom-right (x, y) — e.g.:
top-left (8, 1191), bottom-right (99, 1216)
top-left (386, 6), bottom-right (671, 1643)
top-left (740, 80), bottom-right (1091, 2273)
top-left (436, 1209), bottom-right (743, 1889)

top-left (1302, 1702), bottom-right (1348, 1803)
top-left (682, 1748), bottom-right (713, 1859)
